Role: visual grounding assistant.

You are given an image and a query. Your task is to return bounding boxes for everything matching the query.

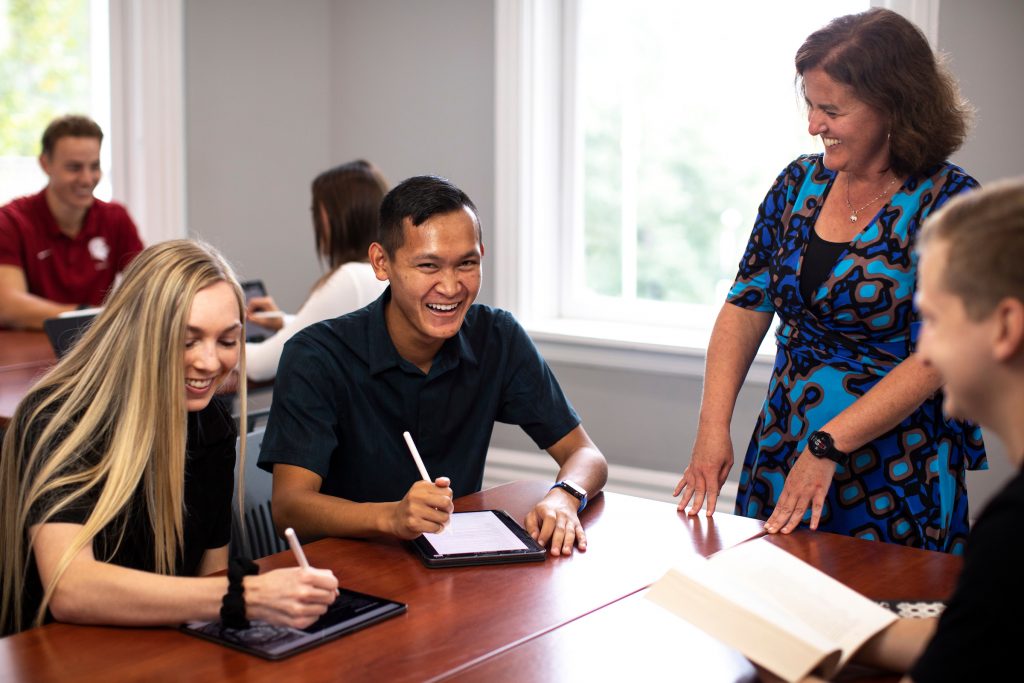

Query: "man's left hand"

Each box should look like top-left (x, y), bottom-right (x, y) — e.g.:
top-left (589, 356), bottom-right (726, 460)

top-left (525, 490), bottom-right (586, 556)
top-left (763, 449), bottom-right (837, 534)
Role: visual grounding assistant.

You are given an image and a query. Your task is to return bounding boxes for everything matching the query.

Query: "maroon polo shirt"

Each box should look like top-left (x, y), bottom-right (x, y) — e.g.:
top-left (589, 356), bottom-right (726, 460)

top-left (0, 190), bottom-right (144, 306)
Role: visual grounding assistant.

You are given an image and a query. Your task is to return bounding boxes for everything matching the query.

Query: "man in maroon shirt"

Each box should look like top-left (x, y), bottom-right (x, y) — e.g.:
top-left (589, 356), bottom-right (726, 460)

top-left (0, 115), bottom-right (143, 329)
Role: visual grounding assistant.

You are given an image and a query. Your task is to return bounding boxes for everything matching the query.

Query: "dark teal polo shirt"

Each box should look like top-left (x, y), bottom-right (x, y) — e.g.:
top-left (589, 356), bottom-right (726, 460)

top-left (258, 288), bottom-right (580, 502)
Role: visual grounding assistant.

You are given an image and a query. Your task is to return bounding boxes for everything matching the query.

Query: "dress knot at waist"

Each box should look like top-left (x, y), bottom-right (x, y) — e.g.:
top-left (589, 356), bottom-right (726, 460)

top-left (775, 319), bottom-right (911, 372)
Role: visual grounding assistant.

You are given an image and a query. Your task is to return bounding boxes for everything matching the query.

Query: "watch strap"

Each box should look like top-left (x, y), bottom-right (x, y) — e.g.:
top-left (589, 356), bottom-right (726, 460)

top-left (550, 481), bottom-right (587, 513)
top-left (809, 430), bottom-right (848, 465)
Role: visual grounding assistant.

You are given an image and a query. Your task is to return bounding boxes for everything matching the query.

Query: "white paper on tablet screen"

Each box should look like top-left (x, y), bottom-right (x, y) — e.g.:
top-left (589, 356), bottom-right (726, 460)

top-left (421, 511), bottom-right (528, 554)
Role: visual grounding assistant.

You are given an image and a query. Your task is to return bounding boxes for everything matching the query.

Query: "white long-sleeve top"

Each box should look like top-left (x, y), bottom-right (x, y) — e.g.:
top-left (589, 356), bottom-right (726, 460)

top-left (245, 261), bottom-right (387, 382)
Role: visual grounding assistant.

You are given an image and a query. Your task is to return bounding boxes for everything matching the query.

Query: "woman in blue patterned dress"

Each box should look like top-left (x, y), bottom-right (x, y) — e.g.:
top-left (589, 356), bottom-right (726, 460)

top-left (673, 8), bottom-right (985, 553)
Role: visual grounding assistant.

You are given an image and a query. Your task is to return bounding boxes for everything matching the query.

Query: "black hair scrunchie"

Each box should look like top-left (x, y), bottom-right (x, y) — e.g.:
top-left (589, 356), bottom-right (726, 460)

top-left (220, 557), bottom-right (259, 630)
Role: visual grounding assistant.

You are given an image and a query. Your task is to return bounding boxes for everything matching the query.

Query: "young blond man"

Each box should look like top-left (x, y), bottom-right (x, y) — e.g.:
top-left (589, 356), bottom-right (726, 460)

top-left (844, 178), bottom-right (1024, 680)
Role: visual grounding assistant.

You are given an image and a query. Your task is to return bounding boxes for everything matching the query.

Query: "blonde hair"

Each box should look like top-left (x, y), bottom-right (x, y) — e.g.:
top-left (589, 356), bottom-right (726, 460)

top-left (919, 178), bottom-right (1024, 320)
top-left (1, 239), bottom-right (248, 632)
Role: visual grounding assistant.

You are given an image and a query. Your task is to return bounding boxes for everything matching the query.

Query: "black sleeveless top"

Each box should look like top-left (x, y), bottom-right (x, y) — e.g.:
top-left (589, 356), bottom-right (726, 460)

top-left (800, 229), bottom-right (847, 305)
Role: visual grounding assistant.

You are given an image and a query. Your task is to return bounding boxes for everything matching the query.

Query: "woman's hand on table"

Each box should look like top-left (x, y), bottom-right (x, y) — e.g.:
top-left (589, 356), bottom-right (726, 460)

top-left (763, 449), bottom-right (837, 534)
top-left (674, 425), bottom-right (734, 516)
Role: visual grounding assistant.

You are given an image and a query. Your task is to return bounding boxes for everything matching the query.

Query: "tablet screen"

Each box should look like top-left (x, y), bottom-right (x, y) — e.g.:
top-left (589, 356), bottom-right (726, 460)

top-left (240, 279), bottom-right (274, 343)
top-left (410, 509), bottom-right (546, 567)
top-left (181, 588), bottom-right (406, 660)
top-left (422, 510), bottom-right (529, 555)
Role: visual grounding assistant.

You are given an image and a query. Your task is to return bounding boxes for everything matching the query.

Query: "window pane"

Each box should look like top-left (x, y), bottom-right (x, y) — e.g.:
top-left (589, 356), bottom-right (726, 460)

top-left (0, 0), bottom-right (109, 205)
top-left (576, 0), bottom-right (868, 316)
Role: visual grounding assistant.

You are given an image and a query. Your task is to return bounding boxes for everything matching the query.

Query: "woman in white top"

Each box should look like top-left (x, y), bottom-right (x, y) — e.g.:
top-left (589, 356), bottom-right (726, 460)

top-left (245, 160), bottom-right (389, 382)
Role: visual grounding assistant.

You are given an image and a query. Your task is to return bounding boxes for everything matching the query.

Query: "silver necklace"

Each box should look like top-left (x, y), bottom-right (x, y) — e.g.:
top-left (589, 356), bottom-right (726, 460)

top-left (845, 174), bottom-right (898, 223)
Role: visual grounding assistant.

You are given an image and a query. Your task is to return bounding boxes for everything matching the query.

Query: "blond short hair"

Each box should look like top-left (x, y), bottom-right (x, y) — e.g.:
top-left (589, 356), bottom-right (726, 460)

top-left (919, 179), bottom-right (1024, 319)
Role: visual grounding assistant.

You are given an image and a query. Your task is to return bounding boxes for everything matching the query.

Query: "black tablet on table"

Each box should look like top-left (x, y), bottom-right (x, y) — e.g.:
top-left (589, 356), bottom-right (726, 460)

top-left (181, 588), bottom-right (406, 660)
top-left (409, 509), bottom-right (547, 568)
top-left (240, 279), bottom-right (275, 343)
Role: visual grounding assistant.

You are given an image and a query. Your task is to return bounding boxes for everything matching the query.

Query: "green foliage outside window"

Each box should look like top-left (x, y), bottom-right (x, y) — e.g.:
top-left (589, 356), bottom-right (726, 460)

top-left (0, 0), bottom-right (91, 156)
top-left (578, 0), bottom-right (865, 311)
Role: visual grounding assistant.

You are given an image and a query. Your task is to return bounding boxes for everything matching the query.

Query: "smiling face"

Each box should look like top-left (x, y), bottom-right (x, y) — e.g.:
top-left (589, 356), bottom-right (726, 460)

top-left (39, 136), bottom-right (102, 215)
top-left (804, 68), bottom-right (891, 177)
top-left (916, 240), bottom-right (997, 423)
top-left (369, 207), bottom-right (482, 368)
top-left (183, 281), bottom-right (242, 412)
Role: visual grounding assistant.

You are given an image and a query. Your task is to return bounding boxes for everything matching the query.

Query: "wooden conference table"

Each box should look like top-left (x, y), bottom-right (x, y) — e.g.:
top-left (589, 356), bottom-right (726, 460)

top-left (0, 480), bottom-right (962, 683)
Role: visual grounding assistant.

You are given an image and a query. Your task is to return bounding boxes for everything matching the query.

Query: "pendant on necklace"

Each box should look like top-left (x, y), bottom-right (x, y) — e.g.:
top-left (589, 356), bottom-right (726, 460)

top-left (849, 213), bottom-right (858, 223)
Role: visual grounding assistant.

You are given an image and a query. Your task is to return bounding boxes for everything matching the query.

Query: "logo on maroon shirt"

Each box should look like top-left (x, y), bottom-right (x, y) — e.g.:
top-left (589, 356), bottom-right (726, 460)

top-left (88, 237), bottom-right (110, 269)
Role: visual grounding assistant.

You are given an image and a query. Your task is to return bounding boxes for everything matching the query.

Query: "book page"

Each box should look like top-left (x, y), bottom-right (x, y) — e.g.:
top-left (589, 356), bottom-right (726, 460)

top-left (706, 539), bottom-right (896, 673)
top-left (646, 539), bottom-right (897, 681)
top-left (647, 557), bottom-right (840, 683)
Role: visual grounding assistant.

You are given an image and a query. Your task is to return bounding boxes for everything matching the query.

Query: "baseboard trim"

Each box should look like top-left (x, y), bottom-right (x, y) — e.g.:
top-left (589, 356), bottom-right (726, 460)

top-left (484, 447), bottom-right (738, 510)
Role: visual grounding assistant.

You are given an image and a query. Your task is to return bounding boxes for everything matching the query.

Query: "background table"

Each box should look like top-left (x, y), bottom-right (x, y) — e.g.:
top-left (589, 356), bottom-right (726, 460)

top-left (0, 330), bottom-right (55, 370)
top-left (0, 330), bottom-right (272, 428)
top-left (0, 331), bottom-right (55, 428)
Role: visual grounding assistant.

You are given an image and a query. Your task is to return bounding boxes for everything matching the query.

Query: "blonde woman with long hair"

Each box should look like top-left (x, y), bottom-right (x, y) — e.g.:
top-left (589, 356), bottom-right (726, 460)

top-left (1, 239), bottom-right (337, 635)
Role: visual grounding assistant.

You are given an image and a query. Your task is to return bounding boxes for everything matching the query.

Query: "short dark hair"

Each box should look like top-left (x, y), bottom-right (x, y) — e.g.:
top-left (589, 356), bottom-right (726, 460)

top-left (919, 179), bottom-right (1024, 320)
top-left (41, 115), bottom-right (104, 157)
top-left (312, 160), bottom-right (388, 269)
top-left (795, 8), bottom-right (971, 177)
top-left (377, 175), bottom-right (480, 256)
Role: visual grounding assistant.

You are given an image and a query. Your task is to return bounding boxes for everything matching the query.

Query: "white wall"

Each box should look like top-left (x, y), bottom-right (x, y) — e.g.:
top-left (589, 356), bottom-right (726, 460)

top-left (184, 0), bottom-right (1023, 513)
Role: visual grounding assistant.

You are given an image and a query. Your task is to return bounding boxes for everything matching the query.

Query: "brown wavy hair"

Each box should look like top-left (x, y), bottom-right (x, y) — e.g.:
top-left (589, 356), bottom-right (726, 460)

top-left (795, 8), bottom-right (972, 177)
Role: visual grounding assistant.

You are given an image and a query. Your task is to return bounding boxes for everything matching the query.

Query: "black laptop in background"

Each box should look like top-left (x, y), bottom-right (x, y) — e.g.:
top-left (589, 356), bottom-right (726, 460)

top-left (43, 309), bottom-right (100, 359)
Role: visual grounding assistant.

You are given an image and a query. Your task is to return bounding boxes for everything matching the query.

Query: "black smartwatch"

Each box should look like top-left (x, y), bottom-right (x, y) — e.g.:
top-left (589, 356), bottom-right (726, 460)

top-left (808, 430), bottom-right (848, 465)
top-left (550, 480), bottom-right (588, 512)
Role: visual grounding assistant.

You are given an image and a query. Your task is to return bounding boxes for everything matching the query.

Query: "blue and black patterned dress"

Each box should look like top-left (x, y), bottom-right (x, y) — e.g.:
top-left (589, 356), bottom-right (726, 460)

top-left (729, 154), bottom-right (986, 554)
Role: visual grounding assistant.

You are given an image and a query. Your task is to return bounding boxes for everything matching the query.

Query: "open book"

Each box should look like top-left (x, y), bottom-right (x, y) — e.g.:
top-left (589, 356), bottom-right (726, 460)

top-left (645, 538), bottom-right (897, 682)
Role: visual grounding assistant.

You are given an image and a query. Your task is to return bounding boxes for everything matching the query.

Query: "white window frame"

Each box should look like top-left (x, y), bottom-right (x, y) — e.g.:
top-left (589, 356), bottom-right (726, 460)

top-left (108, 0), bottom-right (186, 244)
top-left (493, 0), bottom-right (938, 381)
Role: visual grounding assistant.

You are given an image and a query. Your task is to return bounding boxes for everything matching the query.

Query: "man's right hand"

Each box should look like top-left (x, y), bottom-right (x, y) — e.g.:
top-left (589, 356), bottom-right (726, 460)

top-left (388, 477), bottom-right (454, 539)
top-left (673, 426), bottom-right (734, 517)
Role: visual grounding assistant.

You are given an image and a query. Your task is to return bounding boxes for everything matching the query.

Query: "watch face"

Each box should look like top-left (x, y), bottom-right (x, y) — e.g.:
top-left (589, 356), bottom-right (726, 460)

top-left (560, 480), bottom-right (586, 499)
top-left (809, 431), bottom-right (831, 455)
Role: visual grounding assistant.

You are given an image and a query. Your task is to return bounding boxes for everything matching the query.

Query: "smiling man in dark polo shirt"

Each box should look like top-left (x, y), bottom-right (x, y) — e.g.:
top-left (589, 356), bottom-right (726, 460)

top-left (0, 115), bottom-right (143, 329)
top-left (259, 175), bottom-right (608, 555)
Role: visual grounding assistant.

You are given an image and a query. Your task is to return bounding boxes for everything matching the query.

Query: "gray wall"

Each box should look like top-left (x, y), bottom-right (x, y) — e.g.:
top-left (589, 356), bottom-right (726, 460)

top-left (934, 0), bottom-right (1024, 510)
top-left (185, 0), bottom-right (494, 310)
top-left (328, 0), bottom-right (495, 294)
top-left (185, 0), bottom-right (1023, 512)
top-left (185, 0), bottom-right (333, 301)
top-left (941, 0), bottom-right (1024, 184)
